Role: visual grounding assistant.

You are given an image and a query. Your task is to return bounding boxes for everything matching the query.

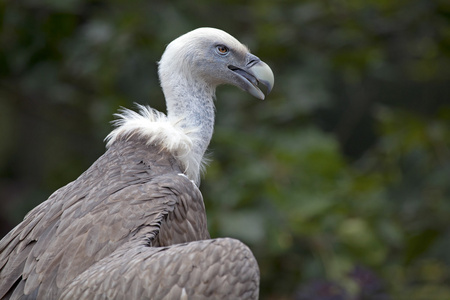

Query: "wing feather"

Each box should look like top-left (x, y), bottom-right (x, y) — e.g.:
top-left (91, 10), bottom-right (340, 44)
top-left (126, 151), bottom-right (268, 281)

top-left (60, 238), bottom-right (259, 300)
top-left (0, 137), bottom-right (209, 299)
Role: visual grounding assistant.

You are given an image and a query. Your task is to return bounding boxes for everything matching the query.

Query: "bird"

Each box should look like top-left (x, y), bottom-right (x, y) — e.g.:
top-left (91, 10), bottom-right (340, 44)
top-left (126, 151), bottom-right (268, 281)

top-left (0, 27), bottom-right (274, 299)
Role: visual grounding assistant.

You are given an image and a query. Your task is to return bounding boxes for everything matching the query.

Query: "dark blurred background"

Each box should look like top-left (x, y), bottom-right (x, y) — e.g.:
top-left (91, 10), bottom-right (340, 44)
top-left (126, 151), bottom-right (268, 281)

top-left (1, 0), bottom-right (449, 299)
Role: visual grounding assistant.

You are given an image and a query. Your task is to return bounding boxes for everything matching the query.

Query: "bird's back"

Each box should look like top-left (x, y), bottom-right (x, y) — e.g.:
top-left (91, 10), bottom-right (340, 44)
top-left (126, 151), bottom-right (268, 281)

top-left (0, 135), bottom-right (209, 299)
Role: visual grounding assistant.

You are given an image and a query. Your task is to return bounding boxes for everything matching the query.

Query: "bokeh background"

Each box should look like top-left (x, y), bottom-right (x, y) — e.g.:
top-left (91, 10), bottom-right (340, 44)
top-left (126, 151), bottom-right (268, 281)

top-left (1, 0), bottom-right (449, 299)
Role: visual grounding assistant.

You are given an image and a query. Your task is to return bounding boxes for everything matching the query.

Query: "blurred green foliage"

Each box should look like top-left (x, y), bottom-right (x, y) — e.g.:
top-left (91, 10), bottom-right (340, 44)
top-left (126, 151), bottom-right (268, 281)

top-left (1, 0), bottom-right (449, 299)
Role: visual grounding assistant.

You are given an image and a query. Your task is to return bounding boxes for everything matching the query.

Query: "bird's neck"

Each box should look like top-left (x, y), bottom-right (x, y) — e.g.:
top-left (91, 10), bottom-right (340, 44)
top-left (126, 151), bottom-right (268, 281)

top-left (163, 74), bottom-right (216, 164)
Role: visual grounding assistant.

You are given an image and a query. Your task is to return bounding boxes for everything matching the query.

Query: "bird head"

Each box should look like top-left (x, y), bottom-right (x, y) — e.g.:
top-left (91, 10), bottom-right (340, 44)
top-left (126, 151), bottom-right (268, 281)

top-left (158, 27), bottom-right (274, 100)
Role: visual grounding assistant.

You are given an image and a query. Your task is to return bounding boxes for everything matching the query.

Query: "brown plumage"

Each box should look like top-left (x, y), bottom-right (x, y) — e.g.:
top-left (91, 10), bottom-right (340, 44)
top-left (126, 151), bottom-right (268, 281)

top-left (0, 136), bottom-right (258, 299)
top-left (0, 27), bottom-right (273, 299)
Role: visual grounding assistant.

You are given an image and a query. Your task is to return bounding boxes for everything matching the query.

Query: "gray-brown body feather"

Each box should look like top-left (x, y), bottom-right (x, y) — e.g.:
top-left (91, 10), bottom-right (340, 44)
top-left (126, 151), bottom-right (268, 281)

top-left (60, 238), bottom-right (258, 300)
top-left (0, 136), bottom-right (259, 299)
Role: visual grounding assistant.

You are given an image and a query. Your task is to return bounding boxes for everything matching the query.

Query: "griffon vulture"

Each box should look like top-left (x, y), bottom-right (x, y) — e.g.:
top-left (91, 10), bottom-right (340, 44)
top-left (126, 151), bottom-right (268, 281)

top-left (0, 27), bottom-right (274, 299)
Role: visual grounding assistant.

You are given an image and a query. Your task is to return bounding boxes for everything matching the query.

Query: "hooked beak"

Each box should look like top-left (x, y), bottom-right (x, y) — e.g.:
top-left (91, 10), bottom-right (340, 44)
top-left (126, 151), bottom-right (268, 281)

top-left (228, 57), bottom-right (274, 100)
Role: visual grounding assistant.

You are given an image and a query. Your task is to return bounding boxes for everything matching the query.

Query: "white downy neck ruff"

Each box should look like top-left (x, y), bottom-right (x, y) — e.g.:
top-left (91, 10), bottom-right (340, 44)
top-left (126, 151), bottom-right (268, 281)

top-left (105, 104), bottom-right (207, 185)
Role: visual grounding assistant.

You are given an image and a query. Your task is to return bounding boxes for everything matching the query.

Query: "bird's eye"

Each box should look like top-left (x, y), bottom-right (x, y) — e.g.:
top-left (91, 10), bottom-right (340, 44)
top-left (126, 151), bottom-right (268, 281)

top-left (216, 45), bottom-right (229, 55)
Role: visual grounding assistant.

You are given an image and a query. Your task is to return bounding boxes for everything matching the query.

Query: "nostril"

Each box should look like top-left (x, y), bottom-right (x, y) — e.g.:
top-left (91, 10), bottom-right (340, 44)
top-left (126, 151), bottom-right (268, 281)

top-left (246, 54), bottom-right (261, 67)
top-left (247, 59), bottom-right (258, 67)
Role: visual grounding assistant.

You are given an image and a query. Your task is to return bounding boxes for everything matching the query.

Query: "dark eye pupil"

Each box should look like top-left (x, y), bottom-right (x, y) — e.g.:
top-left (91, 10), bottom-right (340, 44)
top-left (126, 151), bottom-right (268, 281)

top-left (218, 45), bottom-right (228, 53)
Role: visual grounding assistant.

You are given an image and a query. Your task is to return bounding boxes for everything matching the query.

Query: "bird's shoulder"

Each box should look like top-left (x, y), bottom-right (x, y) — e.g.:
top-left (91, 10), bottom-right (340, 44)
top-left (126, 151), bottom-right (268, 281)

top-left (0, 136), bottom-right (208, 299)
